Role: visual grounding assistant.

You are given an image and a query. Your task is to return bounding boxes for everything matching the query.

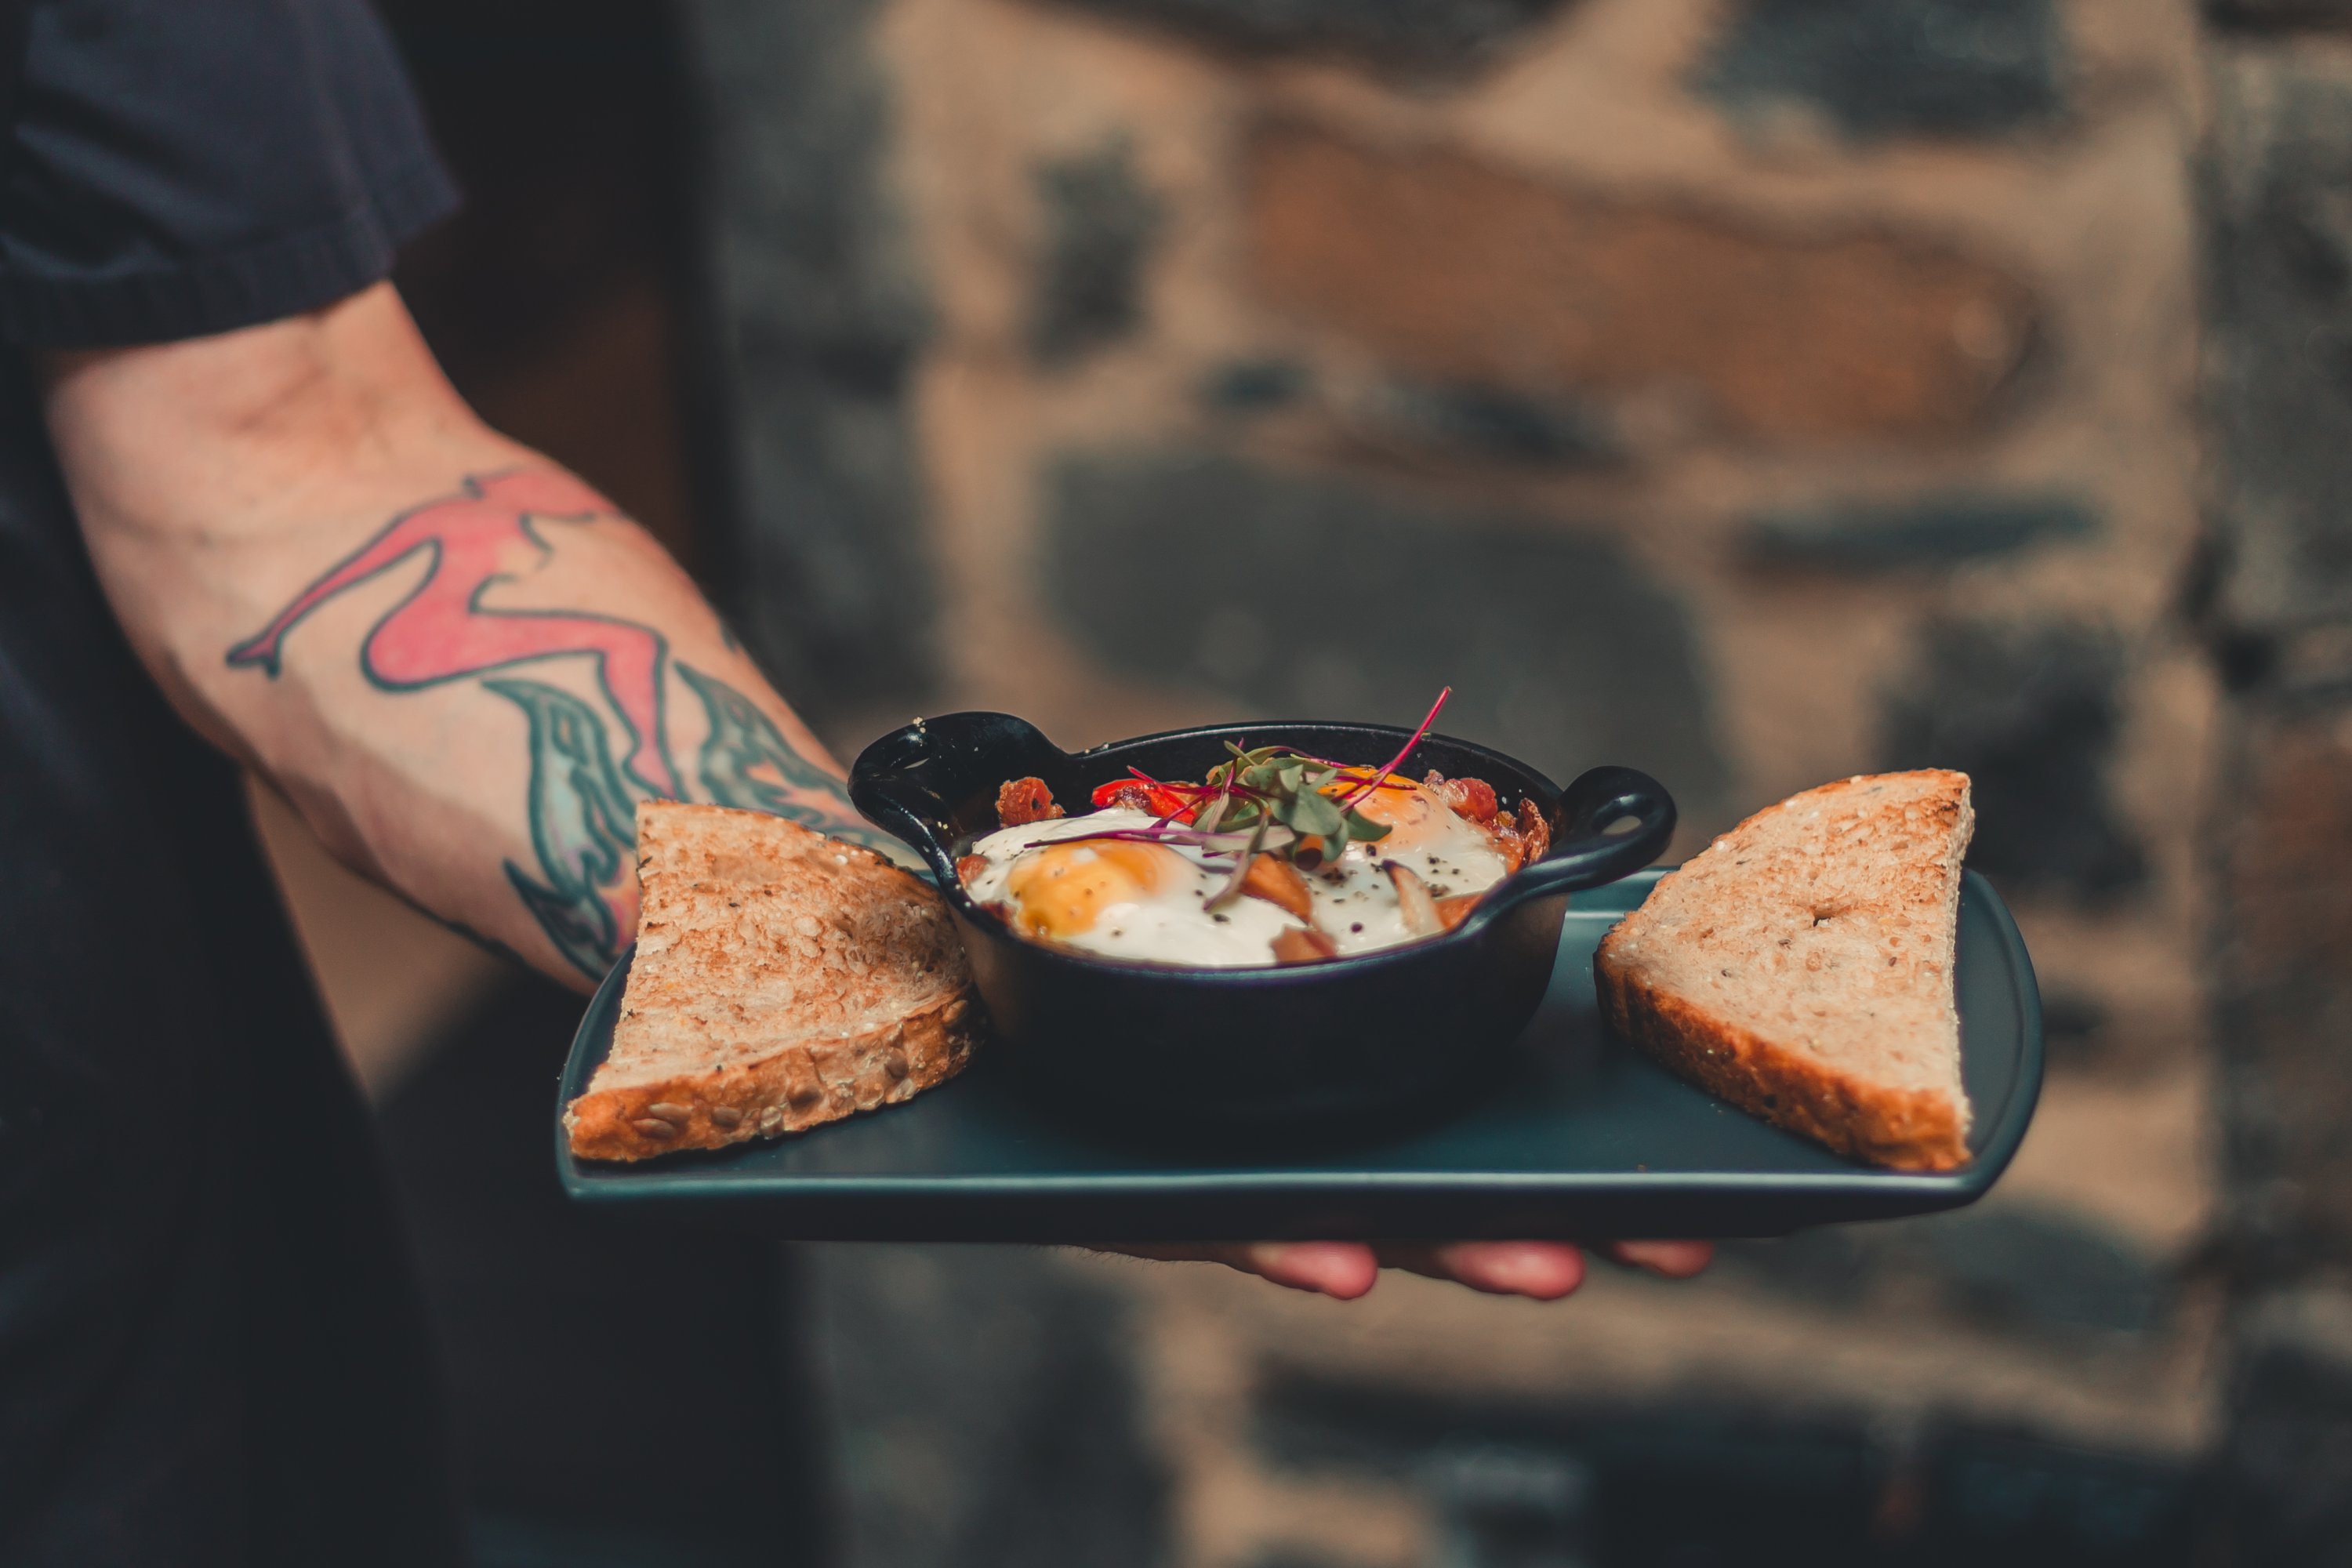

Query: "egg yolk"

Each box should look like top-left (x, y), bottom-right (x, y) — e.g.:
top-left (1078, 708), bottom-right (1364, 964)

top-left (1336, 775), bottom-right (1447, 852)
top-left (1004, 840), bottom-right (1182, 938)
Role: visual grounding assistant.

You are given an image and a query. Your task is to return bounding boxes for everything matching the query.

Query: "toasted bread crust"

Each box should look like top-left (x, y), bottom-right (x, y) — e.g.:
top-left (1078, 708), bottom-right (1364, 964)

top-left (1594, 959), bottom-right (1969, 1171)
top-left (1594, 769), bottom-right (1973, 1173)
top-left (564, 801), bottom-right (981, 1162)
top-left (564, 989), bottom-right (980, 1160)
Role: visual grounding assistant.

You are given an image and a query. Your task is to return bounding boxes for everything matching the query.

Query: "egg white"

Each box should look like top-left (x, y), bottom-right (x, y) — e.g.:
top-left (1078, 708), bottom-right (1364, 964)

top-left (1302, 795), bottom-right (1509, 956)
top-left (964, 810), bottom-right (1297, 965)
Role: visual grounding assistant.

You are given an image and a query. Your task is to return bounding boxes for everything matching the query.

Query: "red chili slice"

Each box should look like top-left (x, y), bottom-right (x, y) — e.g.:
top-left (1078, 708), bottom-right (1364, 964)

top-left (1089, 779), bottom-right (1192, 818)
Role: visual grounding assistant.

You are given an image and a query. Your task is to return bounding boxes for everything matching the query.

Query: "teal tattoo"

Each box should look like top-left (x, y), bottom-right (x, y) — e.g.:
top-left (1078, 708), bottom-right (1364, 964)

top-left (487, 677), bottom-right (646, 980)
top-left (674, 662), bottom-right (899, 857)
top-left (483, 660), bottom-right (892, 979)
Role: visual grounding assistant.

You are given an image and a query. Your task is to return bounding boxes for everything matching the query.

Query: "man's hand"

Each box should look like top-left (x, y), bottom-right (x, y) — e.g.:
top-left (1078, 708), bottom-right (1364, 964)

top-left (1112, 1240), bottom-right (1712, 1299)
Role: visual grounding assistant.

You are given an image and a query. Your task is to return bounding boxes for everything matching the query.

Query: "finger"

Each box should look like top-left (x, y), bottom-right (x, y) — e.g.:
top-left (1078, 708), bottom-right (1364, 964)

top-left (1380, 1241), bottom-right (1586, 1300)
top-left (1091, 1241), bottom-right (1381, 1299)
top-left (1236, 1241), bottom-right (1382, 1298)
top-left (1200, 1241), bottom-right (1381, 1298)
top-left (1597, 1239), bottom-right (1715, 1277)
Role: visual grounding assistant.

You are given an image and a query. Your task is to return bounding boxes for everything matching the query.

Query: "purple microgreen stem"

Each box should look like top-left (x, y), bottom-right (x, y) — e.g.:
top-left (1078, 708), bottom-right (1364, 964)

top-left (1338, 687), bottom-right (1451, 813)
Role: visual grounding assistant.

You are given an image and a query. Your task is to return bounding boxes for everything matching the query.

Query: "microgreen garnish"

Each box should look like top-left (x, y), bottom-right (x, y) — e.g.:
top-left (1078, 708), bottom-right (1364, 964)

top-left (1028, 688), bottom-right (1454, 878)
top-left (1337, 686), bottom-right (1450, 814)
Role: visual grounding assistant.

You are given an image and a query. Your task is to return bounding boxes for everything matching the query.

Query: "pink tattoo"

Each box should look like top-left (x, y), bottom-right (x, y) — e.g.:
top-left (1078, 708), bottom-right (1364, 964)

top-left (227, 468), bottom-right (681, 797)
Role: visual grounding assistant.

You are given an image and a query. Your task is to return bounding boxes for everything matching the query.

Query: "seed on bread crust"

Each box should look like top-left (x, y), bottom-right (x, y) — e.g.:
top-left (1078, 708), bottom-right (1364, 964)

top-left (882, 1049), bottom-right (910, 1080)
top-left (645, 1102), bottom-right (692, 1126)
top-left (630, 1117), bottom-right (679, 1138)
top-left (709, 1105), bottom-right (743, 1128)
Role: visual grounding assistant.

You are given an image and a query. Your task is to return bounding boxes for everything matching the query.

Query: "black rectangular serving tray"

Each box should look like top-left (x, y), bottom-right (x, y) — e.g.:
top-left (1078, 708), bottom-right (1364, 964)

top-left (555, 869), bottom-right (2042, 1240)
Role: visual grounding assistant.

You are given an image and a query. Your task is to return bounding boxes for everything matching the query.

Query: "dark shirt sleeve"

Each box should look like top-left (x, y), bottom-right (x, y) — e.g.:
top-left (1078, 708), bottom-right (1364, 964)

top-left (0, 0), bottom-right (458, 347)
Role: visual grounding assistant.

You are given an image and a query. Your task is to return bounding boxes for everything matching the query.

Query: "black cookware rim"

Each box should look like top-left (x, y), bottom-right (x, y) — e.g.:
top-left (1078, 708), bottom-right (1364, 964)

top-left (866, 714), bottom-right (1671, 987)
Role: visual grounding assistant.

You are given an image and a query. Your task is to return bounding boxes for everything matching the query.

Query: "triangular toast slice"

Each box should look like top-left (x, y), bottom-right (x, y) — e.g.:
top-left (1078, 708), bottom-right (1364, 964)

top-left (565, 802), bottom-right (981, 1161)
top-left (1594, 771), bottom-right (1975, 1171)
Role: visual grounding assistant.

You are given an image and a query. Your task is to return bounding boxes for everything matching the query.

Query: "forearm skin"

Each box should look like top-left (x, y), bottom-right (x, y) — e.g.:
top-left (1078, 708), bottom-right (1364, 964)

top-left (43, 283), bottom-right (895, 990)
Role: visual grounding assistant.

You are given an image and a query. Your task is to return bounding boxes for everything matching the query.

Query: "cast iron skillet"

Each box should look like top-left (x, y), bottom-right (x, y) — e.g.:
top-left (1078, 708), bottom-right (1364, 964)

top-left (849, 713), bottom-right (1675, 1131)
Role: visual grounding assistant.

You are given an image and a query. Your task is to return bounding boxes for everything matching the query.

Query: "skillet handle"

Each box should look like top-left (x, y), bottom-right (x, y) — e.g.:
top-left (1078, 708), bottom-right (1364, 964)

top-left (849, 711), bottom-right (1070, 880)
top-left (1487, 765), bottom-right (1677, 909)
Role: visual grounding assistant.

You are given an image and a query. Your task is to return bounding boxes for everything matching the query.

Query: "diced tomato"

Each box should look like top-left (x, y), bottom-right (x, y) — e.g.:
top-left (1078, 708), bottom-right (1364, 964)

top-left (1424, 770), bottom-right (1500, 823)
top-left (995, 776), bottom-right (1063, 827)
top-left (1435, 892), bottom-right (1483, 931)
top-left (1239, 853), bottom-right (1314, 920)
top-left (1269, 927), bottom-right (1338, 964)
top-left (1516, 797), bottom-right (1551, 862)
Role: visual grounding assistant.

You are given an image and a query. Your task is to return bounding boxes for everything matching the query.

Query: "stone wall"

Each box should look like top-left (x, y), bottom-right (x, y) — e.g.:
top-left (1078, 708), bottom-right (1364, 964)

top-left (2200, 27), bottom-right (2352, 1559)
top-left (681, 0), bottom-right (2253, 1563)
top-left (679, 0), bottom-right (942, 731)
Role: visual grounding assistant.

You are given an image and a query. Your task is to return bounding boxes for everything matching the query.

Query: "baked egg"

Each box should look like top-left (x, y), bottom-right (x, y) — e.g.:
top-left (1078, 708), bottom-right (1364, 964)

top-left (961, 782), bottom-right (1515, 968)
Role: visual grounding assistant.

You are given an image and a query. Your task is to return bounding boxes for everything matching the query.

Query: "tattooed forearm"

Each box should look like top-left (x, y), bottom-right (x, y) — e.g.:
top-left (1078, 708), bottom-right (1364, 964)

top-left (227, 469), bottom-right (681, 797)
top-left (490, 677), bottom-right (641, 981)
top-left (487, 659), bottom-right (903, 979)
top-left (227, 469), bottom-right (889, 981)
top-left (678, 663), bottom-right (890, 841)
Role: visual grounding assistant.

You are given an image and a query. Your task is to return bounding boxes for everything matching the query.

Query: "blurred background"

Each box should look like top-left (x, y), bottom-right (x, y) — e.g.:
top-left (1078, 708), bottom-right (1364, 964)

top-left (245, 0), bottom-right (2352, 1562)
